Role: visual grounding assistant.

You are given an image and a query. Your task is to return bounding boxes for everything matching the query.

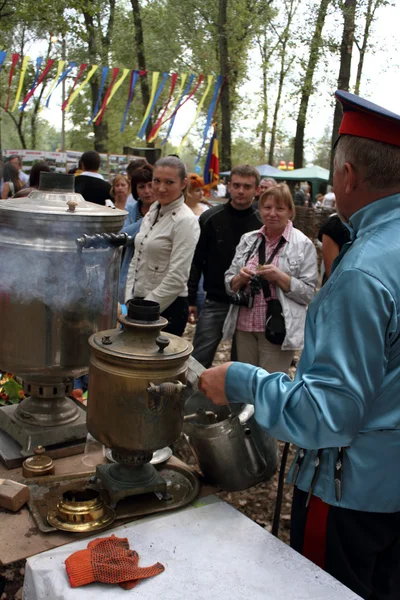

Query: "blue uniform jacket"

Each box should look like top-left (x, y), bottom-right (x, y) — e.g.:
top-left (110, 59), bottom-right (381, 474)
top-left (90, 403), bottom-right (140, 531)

top-left (225, 194), bottom-right (400, 512)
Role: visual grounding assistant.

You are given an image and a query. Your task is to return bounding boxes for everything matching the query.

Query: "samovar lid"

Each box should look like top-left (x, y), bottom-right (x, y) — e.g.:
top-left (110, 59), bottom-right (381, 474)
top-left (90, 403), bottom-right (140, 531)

top-left (89, 300), bottom-right (192, 361)
top-left (0, 172), bottom-right (126, 224)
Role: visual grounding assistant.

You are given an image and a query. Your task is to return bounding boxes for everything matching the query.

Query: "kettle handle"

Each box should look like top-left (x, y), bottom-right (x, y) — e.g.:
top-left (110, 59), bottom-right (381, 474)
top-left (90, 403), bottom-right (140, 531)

top-left (75, 232), bottom-right (132, 249)
top-left (237, 404), bottom-right (255, 425)
top-left (147, 381), bottom-right (186, 414)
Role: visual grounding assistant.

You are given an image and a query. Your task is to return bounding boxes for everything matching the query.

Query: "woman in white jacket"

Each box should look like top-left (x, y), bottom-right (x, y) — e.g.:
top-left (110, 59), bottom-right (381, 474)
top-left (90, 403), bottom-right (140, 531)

top-left (224, 184), bottom-right (318, 373)
top-left (125, 156), bottom-right (200, 336)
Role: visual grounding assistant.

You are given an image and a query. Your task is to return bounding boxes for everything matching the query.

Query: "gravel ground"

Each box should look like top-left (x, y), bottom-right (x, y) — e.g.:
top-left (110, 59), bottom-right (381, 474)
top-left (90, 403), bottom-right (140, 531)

top-left (0, 323), bottom-right (298, 598)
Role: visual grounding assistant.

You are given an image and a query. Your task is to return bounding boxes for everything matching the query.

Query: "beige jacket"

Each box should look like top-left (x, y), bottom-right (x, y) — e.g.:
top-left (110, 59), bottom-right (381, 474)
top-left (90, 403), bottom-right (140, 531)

top-left (125, 196), bottom-right (200, 312)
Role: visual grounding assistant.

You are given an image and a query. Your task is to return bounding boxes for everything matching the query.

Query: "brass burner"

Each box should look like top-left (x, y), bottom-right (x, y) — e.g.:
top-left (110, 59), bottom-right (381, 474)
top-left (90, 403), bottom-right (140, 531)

top-left (47, 488), bottom-right (115, 532)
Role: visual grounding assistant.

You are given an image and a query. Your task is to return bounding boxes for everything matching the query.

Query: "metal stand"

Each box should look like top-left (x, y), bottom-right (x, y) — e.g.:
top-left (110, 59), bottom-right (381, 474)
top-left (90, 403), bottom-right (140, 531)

top-left (0, 402), bottom-right (87, 456)
top-left (95, 462), bottom-right (167, 505)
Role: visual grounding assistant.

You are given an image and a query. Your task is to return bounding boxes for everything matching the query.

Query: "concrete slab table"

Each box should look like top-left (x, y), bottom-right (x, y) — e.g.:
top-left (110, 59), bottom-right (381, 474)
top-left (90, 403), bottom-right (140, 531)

top-left (23, 500), bottom-right (362, 600)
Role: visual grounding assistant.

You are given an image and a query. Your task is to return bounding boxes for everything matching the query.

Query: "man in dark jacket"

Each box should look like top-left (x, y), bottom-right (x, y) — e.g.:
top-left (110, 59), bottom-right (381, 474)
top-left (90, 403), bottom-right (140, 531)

top-left (74, 151), bottom-right (111, 206)
top-left (188, 164), bottom-right (262, 368)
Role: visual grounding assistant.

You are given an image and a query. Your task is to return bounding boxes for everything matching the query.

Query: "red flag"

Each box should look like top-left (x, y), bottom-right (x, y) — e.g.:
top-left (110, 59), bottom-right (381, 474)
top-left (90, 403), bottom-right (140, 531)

top-left (5, 53), bottom-right (20, 111)
top-left (21, 59), bottom-right (55, 109)
top-left (95, 67), bottom-right (120, 125)
top-left (160, 74), bottom-right (204, 127)
top-left (62, 64), bottom-right (87, 111)
top-left (147, 73), bottom-right (178, 142)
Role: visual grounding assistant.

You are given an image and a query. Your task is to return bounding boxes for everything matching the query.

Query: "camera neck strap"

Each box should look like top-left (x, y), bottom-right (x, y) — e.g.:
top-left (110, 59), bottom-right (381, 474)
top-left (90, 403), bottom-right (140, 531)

top-left (258, 235), bottom-right (286, 299)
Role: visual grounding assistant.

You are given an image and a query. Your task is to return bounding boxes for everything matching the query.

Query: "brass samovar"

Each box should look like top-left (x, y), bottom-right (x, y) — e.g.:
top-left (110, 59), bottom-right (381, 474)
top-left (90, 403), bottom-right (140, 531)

top-left (87, 299), bottom-right (192, 504)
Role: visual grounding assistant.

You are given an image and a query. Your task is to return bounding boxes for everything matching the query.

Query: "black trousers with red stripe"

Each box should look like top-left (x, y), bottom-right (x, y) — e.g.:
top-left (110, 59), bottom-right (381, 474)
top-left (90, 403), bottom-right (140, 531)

top-left (290, 487), bottom-right (400, 600)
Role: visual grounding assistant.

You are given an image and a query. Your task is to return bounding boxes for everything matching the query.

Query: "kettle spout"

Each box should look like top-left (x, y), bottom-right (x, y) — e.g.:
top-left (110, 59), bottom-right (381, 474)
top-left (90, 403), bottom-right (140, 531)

top-left (243, 427), bottom-right (267, 477)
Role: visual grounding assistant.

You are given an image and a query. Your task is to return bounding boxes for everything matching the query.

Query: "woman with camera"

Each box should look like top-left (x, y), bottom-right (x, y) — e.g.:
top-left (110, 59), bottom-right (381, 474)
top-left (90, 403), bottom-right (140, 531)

top-left (223, 184), bottom-right (318, 373)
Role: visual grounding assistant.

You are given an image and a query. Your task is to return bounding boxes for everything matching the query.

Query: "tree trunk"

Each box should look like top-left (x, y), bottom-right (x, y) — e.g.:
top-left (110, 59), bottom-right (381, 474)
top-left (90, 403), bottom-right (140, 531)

top-left (83, 0), bottom-right (115, 153)
top-left (258, 34), bottom-right (269, 164)
top-left (218, 0), bottom-right (231, 171)
top-left (130, 0), bottom-right (153, 145)
top-left (260, 63), bottom-right (268, 163)
top-left (91, 75), bottom-right (109, 153)
top-left (293, 0), bottom-right (331, 168)
top-left (2, 108), bottom-right (27, 148)
top-left (268, 50), bottom-right (294, 165)
top-left (329, 0), bottom-right (357, 180)
top-left (354, 0), bottom-right (376, 95)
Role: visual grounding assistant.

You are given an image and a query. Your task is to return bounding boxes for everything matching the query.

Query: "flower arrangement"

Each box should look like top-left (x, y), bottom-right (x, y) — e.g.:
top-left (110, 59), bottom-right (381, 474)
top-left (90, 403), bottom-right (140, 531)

top-left (0, 372), bottom-right (25, 405)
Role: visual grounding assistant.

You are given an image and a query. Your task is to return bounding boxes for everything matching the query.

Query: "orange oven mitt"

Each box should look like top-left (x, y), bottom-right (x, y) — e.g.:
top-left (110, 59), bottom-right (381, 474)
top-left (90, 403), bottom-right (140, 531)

top-left (65, 535), bottom-right (165, 589)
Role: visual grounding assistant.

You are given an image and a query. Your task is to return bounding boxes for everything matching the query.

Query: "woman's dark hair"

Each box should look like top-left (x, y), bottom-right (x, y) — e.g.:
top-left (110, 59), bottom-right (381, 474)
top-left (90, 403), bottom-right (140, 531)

top-left (3, 162), bottom-right (23, 195)
top-left (127, 157), bottom-right (147, 178)
top-left (130, 164), bottom-right (153, 200)
top-left (153, 156), bottom-right (187, 181)
top-left (3, 162), bottom-right (20, 183)
top-left (29, 162), bottom-right (51, 188)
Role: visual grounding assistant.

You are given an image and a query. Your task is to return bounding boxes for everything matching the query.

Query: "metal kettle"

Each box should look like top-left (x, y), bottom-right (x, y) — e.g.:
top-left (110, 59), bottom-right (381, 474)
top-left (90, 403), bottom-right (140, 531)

top-left (183, 397), bottom-right (278, 491)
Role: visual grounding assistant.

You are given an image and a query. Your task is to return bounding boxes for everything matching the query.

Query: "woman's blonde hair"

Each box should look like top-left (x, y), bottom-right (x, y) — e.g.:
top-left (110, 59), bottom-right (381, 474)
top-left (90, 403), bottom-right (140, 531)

top-left (258, 183), bottom-right (295, 220)
top-left (111, 174), bottom-right (130, 197)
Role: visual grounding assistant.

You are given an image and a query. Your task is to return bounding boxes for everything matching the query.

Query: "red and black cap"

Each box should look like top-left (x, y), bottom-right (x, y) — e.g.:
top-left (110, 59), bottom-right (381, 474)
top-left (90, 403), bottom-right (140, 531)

top-left (335, 90), bottom-right (400, 147)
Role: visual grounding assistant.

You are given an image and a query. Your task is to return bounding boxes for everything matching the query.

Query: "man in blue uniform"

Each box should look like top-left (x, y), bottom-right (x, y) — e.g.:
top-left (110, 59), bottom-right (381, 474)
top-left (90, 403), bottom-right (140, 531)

top-left (199, 90), bottom-right (400, 600)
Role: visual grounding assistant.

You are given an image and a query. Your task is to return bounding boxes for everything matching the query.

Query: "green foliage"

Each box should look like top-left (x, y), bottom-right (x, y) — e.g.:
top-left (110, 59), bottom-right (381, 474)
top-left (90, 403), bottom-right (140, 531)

top-left (232, 137), bottom-right (263, 167)
top-left (311, 125), bottom-right (331, 169)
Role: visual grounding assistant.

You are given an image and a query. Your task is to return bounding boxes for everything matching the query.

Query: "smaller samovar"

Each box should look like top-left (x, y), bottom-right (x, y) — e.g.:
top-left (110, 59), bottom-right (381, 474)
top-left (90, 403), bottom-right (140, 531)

top-left (87, 299), bottom-right (192, 505)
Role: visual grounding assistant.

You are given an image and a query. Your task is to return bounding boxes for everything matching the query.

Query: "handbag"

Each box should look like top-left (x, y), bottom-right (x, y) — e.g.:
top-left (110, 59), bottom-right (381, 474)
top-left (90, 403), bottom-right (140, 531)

top-left (258, 236), bottom-right (287, 345)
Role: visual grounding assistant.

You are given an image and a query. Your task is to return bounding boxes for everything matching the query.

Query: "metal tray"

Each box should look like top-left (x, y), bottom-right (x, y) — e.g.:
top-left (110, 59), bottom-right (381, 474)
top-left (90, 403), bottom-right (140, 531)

top-left (23, 462), bottom-right (200, 533)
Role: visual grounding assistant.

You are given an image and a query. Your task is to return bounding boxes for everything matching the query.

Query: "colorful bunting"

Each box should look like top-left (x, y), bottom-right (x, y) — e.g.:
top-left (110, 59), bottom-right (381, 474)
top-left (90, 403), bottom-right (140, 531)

top-left (0, 50), bottom-right (6, 72)
top-left (89, 66), bottom-right (109, 123)
top-left (64, 64), bottom-right (98, 112)
top-left (61, 63), bottom-right (87, 111)
top-left (29, 57), bottom-right (43, 93)
top-left (147, 72), bottom-right (178, 142)
top-left (1, 51), bottom-right (224, 163)
top-left (160, 74), bottom-right (195, 146)
top-left (6, 53), bottom-right (20, 111)
top-left (136, 71), bottom-right (160, 138)
top-left (11, 55), bottom-right (30, 112)
top-left (160, 73), bottom-right (187, 122)
top-left (104, 67), bottom-right (130, 108)
top-left (196, 75), bottom-right (224, 163)
top-left (120, 70), bottom-right (140, 132)
top-left (179, 74), bottom-right (214, 150)
top-left (137, 71), bottom-right (169, 140)
top-left (21, 59), bottom-right (55, 110)
top-left (119, 69), bottom-right (148, 132)
top-left (45, 61), bottom-right (72, 107)
top-left (162, 74), bottom-right (204, 128)
top-left (93, 67), bottom-right (119, 125)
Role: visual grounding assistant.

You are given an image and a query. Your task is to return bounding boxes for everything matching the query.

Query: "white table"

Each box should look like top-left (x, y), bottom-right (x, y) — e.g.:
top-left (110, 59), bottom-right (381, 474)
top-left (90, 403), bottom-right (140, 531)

top-left (23, 498), bottom-right (361, 600)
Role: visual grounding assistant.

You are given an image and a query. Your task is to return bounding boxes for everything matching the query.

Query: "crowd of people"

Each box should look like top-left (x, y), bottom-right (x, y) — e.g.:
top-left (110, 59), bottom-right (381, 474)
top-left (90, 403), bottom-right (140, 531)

top-left (1, 88), bottom-right (400, 600)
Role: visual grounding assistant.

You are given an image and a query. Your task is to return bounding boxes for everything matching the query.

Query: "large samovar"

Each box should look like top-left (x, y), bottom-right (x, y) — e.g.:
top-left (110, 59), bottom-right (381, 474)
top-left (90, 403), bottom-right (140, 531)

top-left (87, 299), bottom-right (192, 505)
top-left (0, 173), bottom-right (126, 456)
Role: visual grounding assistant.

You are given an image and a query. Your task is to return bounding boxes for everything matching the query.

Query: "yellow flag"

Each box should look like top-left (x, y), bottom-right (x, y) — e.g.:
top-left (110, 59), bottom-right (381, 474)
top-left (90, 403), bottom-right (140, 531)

top-left (137, 72), bottom-right (160, 134)
top-left (65, 64), bottom-right (98, 112)
top-left (92, 68), bottom-right (130, 123)
top-left (179, 75), bottom-right (214, 150)
top-left (43, 60), bottom-right (66, 101)
top-left (12, 56), bottom-right (30, 112)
